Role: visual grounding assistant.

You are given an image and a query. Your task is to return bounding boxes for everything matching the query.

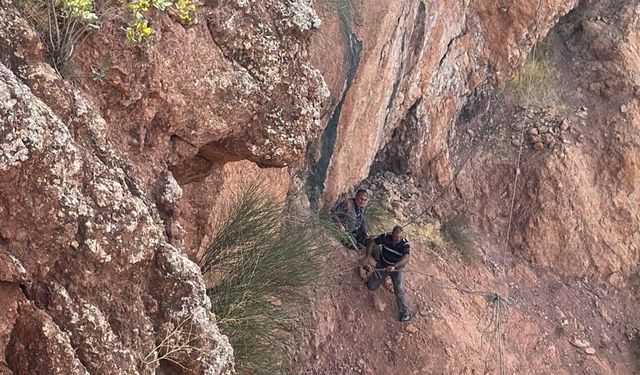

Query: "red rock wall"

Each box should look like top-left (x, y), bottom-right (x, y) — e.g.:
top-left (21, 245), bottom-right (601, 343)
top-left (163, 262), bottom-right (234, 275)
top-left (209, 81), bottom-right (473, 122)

top-left (453, 0), bottom-right (640, 280)
top-left (307, 0), bottom-right (579, 205)
top-left (3, 0), bottom-right (640, 371)
top-left (509, 1), bottom-right (640, 280)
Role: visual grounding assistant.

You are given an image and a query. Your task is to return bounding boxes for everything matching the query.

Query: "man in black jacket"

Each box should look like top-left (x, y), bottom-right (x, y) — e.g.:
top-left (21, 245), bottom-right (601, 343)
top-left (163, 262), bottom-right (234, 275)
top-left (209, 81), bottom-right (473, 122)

top-left (364, 225), bottom-right (411, 322)
top-left (331, 189), bottom-right (370, 250)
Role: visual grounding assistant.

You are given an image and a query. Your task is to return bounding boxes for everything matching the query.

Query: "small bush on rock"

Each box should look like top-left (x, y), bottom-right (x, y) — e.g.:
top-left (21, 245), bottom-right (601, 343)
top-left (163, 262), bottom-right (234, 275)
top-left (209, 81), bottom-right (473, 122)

top-left (441, 214), bottom-right (479, 261)
top-left (504, 42), bottom-right (562, 109)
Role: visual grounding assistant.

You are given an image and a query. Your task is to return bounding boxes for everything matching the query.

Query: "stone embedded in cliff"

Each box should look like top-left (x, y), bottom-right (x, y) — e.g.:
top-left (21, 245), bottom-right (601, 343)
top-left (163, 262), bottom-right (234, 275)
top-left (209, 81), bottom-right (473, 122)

top-left (0, 63), bottom-right (233, 374)
top-left (6, 304), bottom-right (89, 375)
top-left (532, 142), bottom-right (545, 150)
top-left (203, 0), bottom-right (329, 167)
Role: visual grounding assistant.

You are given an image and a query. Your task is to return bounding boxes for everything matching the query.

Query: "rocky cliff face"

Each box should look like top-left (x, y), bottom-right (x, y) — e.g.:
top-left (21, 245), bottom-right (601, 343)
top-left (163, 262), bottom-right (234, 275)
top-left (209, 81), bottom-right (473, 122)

top-left (0, 62), bottom-right (233, 373)
top-left (0, 1), bottom-right (239, 373)
top-left (2, 0), bottom-right (640, 373)
top-left (454, 0), bottom-right (640, 281)
top-left (510, 0), bottom-right (640, 280)
top-left (307, 0), bottom-right (578, 204)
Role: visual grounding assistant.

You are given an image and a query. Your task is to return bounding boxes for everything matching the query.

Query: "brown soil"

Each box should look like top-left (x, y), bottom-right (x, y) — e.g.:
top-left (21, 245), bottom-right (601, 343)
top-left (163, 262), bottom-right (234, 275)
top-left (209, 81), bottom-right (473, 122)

top-left (294, 238), bottom-right (638, 374)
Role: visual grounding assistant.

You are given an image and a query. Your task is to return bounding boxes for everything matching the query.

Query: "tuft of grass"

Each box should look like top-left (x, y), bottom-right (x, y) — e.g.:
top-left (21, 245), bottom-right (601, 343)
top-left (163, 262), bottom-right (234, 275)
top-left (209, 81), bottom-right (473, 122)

top-left (406, 222), bottom-right (446, 249)
top-left (200, 184), bottom-right (334, 375)
top-left (504, 43), bottom-right (561, 109)
top-left (17, 0), bottom-right (101, 72)
top-left (143, 311), bottom-right (210, 374)
top-left (364, 195), bottom-right (397, 235)
top-left (17, 0), bottom-right (200, 72)
top-left (91, 57), bottom-right (112, 81)
top-left (440, 215), bottom-right (479, 261)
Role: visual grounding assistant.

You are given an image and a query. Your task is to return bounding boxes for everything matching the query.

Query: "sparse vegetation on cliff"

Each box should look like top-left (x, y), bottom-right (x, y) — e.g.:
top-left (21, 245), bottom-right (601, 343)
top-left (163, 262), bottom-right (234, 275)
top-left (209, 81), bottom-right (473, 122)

top-left (201, 184), bottom-right (335, 374)
top-left (363, 196), bottom-right (397, 235)
top-left (16, 0), bottom-right (199, 71)
top-left (504, 43), bottom-right (562, 109)
top-left (440, 214), bottom-right (479, 261)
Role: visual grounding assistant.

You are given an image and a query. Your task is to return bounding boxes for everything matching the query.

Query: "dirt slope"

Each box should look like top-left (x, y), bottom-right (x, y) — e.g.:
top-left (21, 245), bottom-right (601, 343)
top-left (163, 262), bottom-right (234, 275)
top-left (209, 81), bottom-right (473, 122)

top-left (296, 239), bottom-right (638, 374)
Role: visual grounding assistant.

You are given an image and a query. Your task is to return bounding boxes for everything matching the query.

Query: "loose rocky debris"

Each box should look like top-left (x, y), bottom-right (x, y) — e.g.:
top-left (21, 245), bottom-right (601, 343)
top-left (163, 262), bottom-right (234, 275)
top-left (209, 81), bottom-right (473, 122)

top-left (372, 295), bottom-right (387, 312)
top-left (384, 278), bottom-right (394, 292)
top-left (570, 338), bottom-right (590, 348)
top-left (268, 296), bottom-right (283, 307)
top-left (584, 347), bottom-right (597, 355)
top-left (508, 106), bottom-right (588, 152)
top-left (359, 171), bottom-right (425, 224)
top-left (569, 338), bottom-right (598, 355)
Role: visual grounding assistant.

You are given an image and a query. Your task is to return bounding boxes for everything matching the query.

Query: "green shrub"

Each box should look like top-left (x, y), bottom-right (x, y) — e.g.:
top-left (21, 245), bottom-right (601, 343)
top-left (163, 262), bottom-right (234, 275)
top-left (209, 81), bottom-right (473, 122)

top-left (201, 184), bottom-right (333, 375)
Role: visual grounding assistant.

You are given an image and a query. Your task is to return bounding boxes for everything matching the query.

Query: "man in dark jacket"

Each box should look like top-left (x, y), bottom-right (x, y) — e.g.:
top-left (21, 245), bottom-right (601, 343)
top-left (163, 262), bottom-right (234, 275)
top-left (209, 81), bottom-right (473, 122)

top-left (364, 225), bottom-right (411, 322)
top-left (331, 189), bottom-right (370, 250)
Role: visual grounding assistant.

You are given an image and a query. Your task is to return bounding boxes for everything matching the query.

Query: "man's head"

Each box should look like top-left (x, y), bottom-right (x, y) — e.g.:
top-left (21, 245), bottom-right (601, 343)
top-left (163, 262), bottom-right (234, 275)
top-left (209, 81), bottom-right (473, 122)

top-left (391, 225), bottom-right (404, 244)
top-left (354, 189), bottom-right (369, 207)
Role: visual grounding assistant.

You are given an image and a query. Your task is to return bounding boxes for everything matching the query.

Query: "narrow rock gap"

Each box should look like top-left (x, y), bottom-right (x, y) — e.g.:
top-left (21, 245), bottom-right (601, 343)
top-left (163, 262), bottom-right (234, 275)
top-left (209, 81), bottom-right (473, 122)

top-left (371, 98), bottom-right (422, 175)
top-left (307, 10), bottom-right (362, 208)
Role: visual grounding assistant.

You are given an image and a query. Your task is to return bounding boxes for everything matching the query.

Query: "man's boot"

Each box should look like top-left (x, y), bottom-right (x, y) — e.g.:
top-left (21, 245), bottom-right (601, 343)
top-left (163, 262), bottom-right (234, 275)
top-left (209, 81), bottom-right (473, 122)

top-left (400, 312), bottom-right (411, 322)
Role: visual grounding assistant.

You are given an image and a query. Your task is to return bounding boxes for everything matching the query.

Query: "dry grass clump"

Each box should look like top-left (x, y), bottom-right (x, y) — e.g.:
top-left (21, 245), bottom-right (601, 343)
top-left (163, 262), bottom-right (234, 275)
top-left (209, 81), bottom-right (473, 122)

top-left (143, 311), bottom-right (210, 374)
top-left (406, 222), bottom-right (446, 248)
top-left (363, 196), bottom-right (397, 235)
top-left (504, 43), bottom-right (562, 109)
top-left (440, 215), bottom-right (480, 262)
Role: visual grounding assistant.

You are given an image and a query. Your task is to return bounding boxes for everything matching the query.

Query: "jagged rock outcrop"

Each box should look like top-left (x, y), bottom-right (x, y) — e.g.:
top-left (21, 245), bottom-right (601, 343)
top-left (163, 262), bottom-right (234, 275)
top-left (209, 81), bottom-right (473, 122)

top-left (1, 0), bottom-right (331, 371)
top-left (70, 0), bottom-right (328, 185)
top-left (60, 0), bottom-right (329, 256)
top-left (0, 23), bottom-right (233, 375)
top-left (0, 61), bottom-right (233, 374)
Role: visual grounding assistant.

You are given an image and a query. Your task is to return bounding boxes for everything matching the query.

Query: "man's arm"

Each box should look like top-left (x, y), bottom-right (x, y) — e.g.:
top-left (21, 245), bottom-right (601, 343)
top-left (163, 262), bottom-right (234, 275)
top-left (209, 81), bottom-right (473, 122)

top-left (331, 200), bottom-right (348, 230)
top-left (361, 240), bottom-right (375, 263)
top-left (362, 233), bottom-right (383, 262)
top-left (394, 253), bottom-right (410, 269)
top-left (384, 253), bottom-right (410, 272)
top-left (360, 209), bottom-right (369, 238)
